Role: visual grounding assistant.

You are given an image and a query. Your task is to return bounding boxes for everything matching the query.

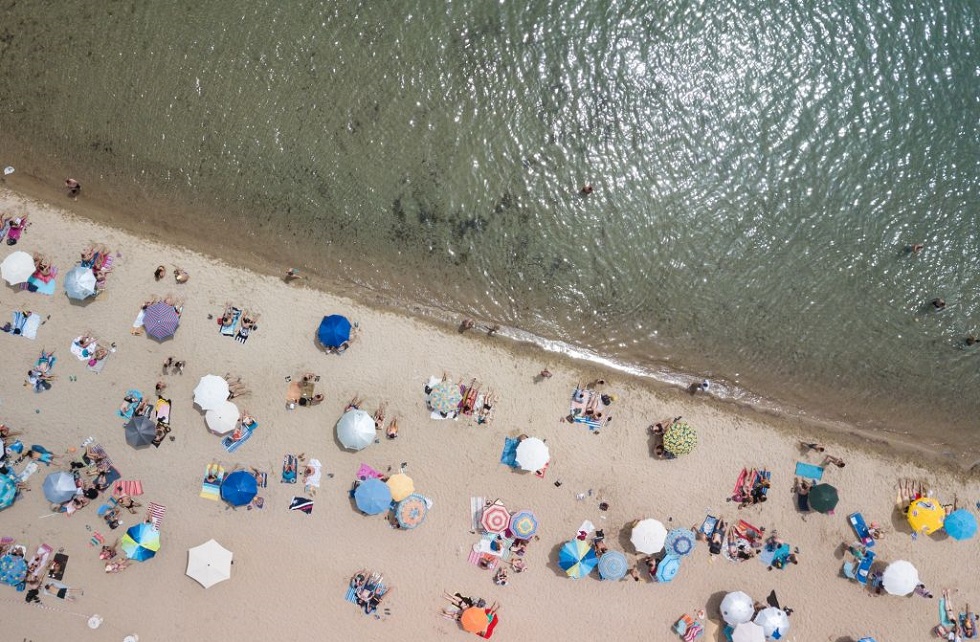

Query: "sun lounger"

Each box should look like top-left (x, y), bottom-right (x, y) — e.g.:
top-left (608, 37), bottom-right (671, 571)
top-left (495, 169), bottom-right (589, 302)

top-left (221, 419), bottom-right (258, 453)
top-left (200, 463), bottom-right (225, 500)
top-left (795, 461), bottom-right (825, 481)
top-left (848, 512), bottom-right (876, 548)
top-left (499, 438), bottom-right (519, 468)
top-left (47, 553), bottom-right (68, 580)
top-left (219, 307), bottom-right (242, 336)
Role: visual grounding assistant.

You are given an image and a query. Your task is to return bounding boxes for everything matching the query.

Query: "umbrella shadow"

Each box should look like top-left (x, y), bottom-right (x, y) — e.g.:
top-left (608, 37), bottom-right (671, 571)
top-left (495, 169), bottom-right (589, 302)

top-left (66, 295), bottom-right (98, 308)
top-left (705, 590), bottom-right (728, 639)
top-left (545, 541), bottom-right (570, 578)
top-left (888, 506), bottom-right (913, 534)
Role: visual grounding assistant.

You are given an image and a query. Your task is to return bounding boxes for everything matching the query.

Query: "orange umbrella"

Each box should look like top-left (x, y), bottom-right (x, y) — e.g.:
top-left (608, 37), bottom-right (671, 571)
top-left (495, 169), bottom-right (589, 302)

top-left (461, 606), bottom-right (488, 633)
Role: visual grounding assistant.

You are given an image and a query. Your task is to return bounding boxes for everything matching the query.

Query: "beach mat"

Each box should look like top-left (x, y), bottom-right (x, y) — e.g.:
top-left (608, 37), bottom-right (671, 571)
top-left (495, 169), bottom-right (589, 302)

top-left (471, 496), bottom-right (485, 532)
top-left (281, 454), bottom-right (298, 483)
top-left (356, 463), bottom-right (384, 481)
top-left (113, 479), bottom-right (144, 497)
top-left (499, 438), bottom-right (518, 467)
top-left (200, 464), bottom-right (225, 500)
top-left (221, 420), bottom-right (257, 453)
top-left (47, 553), bottom-right (68, 580)
top-left (219, 307), bottom-right (242, 336)
top-left (794, 462), bottom-right (825, 481)
top-left (87, 355), bottom-right (109, 374)
top-left (289, 496), bottom-right (313, 514)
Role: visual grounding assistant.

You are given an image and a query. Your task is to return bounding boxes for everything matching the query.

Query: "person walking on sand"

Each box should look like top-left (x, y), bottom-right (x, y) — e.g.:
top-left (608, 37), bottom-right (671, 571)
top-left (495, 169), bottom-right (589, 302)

top-left (823, 454), bottom-right (846, 468)
top-left (285, 268), bottom-right (304, 282)
top-left (65, 178), bottom-right (80, 199)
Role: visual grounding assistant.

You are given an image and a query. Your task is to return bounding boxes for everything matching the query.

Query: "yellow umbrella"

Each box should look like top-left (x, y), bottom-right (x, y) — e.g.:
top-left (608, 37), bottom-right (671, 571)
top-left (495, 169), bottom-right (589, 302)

top-left (386, 473), bottom-right (415, 502)
top-left (907, 498), bottom-right (944, 534)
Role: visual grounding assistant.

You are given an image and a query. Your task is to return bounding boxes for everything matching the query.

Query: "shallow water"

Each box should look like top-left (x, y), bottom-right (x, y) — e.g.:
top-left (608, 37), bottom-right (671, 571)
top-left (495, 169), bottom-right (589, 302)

top-left (1, 0), bottom-right (978, 458)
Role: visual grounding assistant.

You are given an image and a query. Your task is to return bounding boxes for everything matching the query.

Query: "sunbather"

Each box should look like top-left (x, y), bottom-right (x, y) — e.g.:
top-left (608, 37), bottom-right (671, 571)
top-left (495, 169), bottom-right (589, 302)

top-left (822, 454), bottom-right (846, 468)
top-left (964, 605), bottom-right (976, 638)
top-left (345, 396), bottom-right (363, 412)
top-left (709, 520), bottom-right (727, 555)
top-left (44, 583), bottom-right (82, 601)
top-left (945, 590), bottom-right (957, 625)
top-left (386, 418), bottom-right (400, 440)
top-left (154, 266), bottom-right (166, 281)
top-left (373, 403), bottom-right (387, 430)
top-left (117, 495), bottom-right (141, 514)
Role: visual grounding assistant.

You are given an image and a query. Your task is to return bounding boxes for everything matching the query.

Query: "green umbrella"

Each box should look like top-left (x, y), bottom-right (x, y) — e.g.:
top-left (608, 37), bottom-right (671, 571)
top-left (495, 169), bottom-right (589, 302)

top-left (809, 483), bottom-right (839, 513)
top-left (663, 421), bottom-right (698, 455)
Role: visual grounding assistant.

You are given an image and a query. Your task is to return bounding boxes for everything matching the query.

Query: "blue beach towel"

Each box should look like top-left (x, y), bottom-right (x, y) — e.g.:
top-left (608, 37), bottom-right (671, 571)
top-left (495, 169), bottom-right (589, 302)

top-left (794, 462), bottom-right (824, 481)
top-left (117, 389), bottom-right (143, 419)
top-left (848, 512), bottom-right (876, 547)
top-left (759, 543), bottom-right (791, 567)
top-left (221, 420), bottom-right (257, 453)
top-left (219, 307), bottom-right (242, 337)
top-left (500, 437), bottom-right (519, 468)
top-left (573, 415), bottom-right (603, 431)
top-left (25, 274), bottom-right (57, 295)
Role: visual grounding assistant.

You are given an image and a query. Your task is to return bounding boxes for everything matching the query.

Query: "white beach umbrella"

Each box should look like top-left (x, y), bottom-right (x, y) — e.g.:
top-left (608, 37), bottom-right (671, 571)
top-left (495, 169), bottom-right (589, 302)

top-left (194, 375), bottom-right (229, 411)
top-left (732, 622), bottom-right (766, 642)
top-left (630, 518), bottom-right (668, 554)
top-left (882, 559), bottom-right (919, 596)
top-left (1, 250), bottom-right (35, 285)
top-left (186, 539), bottom-right (233, 589)
top-left (515, 437), bottom-right (550, 472)
top-left (720, 591), bottom-right (755, 625)
top-left (753, 607), bottom-right (790, 640)
top-left (336, 409), bottom-right (376, 451)
top-left (64, 265), bottom-right (97, 300)
top-left (205, 401), bottom-right (240, 436)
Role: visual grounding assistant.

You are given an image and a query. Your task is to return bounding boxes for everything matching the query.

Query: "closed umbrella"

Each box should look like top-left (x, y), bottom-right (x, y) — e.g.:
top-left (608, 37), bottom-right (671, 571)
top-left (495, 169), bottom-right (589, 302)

top-left (0, 473), bottom-right (17, 510)
top-left (882, 560), bottom-right (919, 596)
top-left (559, 539), bottom-right (599, 579)
top-left (515, 437), bottom-right (550, 472)
top-left (385, 473), bottom-right (414, 502)
top-left (43, 471), bottom-right (78, 504)
top-left (64, 265), bottom-right (97, 300)
top-left (220, 470), bottom-right (257, 507)
top-left (732, 622), bottom-right (767, 642)
top-left (631, 518), bottom-right (667, 554)
top-left (316, 314), bottom-right (352, 348)
top-left (205, 401), bottom-right (240, 436)
top-left (944, 509), bottom-right (977, 541)
top-left (194, 375), bottom-right (229, 411)
top-left (721, 591), bottom-right (755, 625)
top-left (654, 554), bottom-right (682, 583)
top-left (186, 539), bottom-right (233, 589)
top-left (121, 523), bottom-right (161, 561)
top-left (597, 550), bottom-right (629, 580)
top-left (336, 409), bottom-right (375, 451)
top-left (1, 251), bottom-right (35, 285)
top-left (509, 510), bottom-right (539, 539)
top-left (354, 478), bottom-right (393, 515)
top-left (754, 607), bottom-right (790, 640)
top-left (480, 503), bottom-right (511, 534)
top-left (427, 380), bottom-right (462, 415)
top-left (663, 421), bottom-right (698, 455)
top-left (394, 494), bottom-right (428, 529)
top-left (124, 415), bottom-right (158, 449)
top-left (808, 483), bottom-right (839, 513)
top-left (907, 498), bottom-right (945, 535)
top-left (143, 301), bottom-right (180, 341)
top-left (664, 528), bottom-right (697, 557)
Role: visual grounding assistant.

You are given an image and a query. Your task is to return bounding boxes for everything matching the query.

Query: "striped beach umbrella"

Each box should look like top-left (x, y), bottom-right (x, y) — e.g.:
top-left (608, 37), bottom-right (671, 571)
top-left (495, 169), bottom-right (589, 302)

top-left (558, 539), bottom-right (598, 579)
top-left (143, 301), bottom-right (180, 341)
top-left (654, 554), bottom-right (682, 583)
top-left (395, 494), bottom-right (428, 529)
top-left (427, 380), bottom-right (462, 415)
top-left (508, 510), bottom-right (539, 539)
top-left (597, 550), bottom-right (629, 580)
top-left (385, 473), bottom-right (414, 502)
top-left (663, 421), bottom-right (698, 455)
top-left (480, 502), bottom-right (511, 534)
top-left (664, 528), bottom-right (697, 557)
top-left (0, 473), bottom-right (20, 510)
top-left (121, 522), bottom-right (161, 561)
top-left (354, 478), bottom-right (393, 515)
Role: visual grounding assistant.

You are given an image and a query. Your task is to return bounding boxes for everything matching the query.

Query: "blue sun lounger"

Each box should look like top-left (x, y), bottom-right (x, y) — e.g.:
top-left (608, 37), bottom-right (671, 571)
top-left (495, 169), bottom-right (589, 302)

top-left (855, 549), bottom-right (876, 584)
top-left (848, 512), bottom-right (876, 548)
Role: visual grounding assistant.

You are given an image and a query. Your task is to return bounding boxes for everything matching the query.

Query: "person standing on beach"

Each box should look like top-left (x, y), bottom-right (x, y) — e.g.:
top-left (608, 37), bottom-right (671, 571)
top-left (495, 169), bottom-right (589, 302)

top-left (65, 178), bottom-right (80, 199)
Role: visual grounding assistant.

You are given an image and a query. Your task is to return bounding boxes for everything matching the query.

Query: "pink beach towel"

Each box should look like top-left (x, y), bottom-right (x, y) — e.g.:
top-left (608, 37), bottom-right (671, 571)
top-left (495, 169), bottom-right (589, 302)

top-left (147, 502), bottom-right (167, 531)
top-left (113, 480), bottom-right (144, 497)
top-left (356, 463), bottom-right (384, 481)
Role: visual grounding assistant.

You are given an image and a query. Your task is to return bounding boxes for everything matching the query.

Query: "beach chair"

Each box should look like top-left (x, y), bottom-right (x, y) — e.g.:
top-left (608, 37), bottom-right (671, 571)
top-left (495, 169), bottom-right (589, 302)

top-left (848, 512), bottom-right (876, 548)
top-left (855, 550), bottom-right (876, 585)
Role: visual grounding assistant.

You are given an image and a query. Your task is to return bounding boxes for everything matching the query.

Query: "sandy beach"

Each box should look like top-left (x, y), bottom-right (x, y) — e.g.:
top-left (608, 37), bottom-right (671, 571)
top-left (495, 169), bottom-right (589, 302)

top-left (0, 187), bottom-right (977, 642)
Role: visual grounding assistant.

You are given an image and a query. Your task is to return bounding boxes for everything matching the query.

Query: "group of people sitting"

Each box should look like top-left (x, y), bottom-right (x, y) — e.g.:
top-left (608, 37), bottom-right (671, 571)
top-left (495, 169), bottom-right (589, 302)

top-left (649, 416), bottom-right (681, 459)
top-left (78, 243), bottom-right (115, 294)
top-left (349, 570), bottom-right (391, 615)
top-left (73, 332), bottom-right (111, 368)
top-left (0, 213), bottom-right (29, 245)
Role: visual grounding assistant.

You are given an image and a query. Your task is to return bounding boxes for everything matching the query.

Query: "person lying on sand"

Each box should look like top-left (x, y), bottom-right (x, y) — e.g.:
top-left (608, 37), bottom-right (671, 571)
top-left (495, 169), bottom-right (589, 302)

top-left (345, 396), bottom-right (363, 412)
top-left (373, 403), bottom-right (387, 430)
top-left (173, 266), bottom-right (189, 283)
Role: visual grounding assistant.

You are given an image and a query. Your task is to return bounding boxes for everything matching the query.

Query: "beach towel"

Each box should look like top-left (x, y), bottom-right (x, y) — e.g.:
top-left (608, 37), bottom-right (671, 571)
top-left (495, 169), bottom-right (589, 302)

top-left (47, 553), bottom-right (68, 580)
top-left (43, 580), bottom-right (70, 599)
top-left (345, 578), bottom-right (388, 612)
top-left (70, 338), bottom-right (97, 361)
top-left (153, 397), bottom-right (171, 425)
top-left (6, 310), bottom-right (27, 335)
top-left (17, 461), bottom-right (39, 482)
top-left (200, 463), bottom-right (225, 500)
top-left (289, 496), bottom-right (313, 514)
top-left (146, 502), bottom-right (166, 530)
top-left (940, 598), bottom-right (955, 629)
top-left (25, 272), bottom-right (57, 295)
top-left (221, 419), bottom-right (257, 453)
top-left (304, 458), bottom-right (322, 495)
top-left (471, 496), bottom-right (486, 532)
top-left (113, 480), bottom-right (144, 497)
top-left (117, 390), bottom-right (143, 419)
top-left (89, 531), bottom-right (105, 547)
top-left (700, 514), bottom-right (718, 537)
top-left (21, 313), bottom-right (41, 340)
top-left (28, 544), bottom-right (52, 580)
top-left (254, 471), bottom-right (268, 488)
top-left (87, 354), bottom-right (109, 374)
top-left (356, 463), bottom-right (384, 481)
top-left (795, 462), bottom-right (825, 481)
top-left (759, 543), bottom-right (791, 568)
top-left (82, 442), bottom-right (114, 469)
top-left (499, 438), bottom-right (519, 468)
top-left (132, 309), bottom-right (145, 329)
top-left (219, 307), bottom-right (242, 337)
top-left (282, 455), bottom-right (298, 483)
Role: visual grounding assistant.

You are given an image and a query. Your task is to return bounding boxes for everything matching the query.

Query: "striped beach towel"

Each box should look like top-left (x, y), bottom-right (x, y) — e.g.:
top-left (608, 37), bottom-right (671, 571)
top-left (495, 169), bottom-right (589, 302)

top-left (113, 480), bottom-right (143, 497)
top-left (221, 420), bottom-right (257, 453)
top-left (83, 442), bottom-right (114, 469)
top-left (147, 502), bottom-right (166, 530)
top-left (200, 464), bottom-right (224, 500)
top-left (89, 531), bottom-right (105, 547)
top-left (471, 497), bottom-right (486, 532)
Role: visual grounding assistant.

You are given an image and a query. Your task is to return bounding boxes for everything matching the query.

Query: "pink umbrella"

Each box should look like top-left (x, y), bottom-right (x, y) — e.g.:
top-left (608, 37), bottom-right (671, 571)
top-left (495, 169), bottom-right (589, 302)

top-left (480, 503), bottom-right (511, 534)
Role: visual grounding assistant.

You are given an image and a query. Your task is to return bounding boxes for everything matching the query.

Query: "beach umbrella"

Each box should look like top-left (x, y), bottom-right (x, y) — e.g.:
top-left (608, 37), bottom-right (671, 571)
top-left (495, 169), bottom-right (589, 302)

top-left (663, 421), bottom-right (698, 455)
top-left (316, 314), bottom-right (352, 348)
top-left (515, 437), bottom-right (550, 472)
top-left (354, 478), bottom-right (393, 515)
top-left (0, 554), bottom-right (27, 586)
top-left (1, 251), bottom-right (35, 285)
top-left (597, 550), bottom-right (629, 581)
top-left (395, 494), bottom-right (428, 529)
top-left (336, 409), bottom-right (376, 451)
top-left (385, 473), bottom-right (414, 502)
top-left (194, 375), bottom-right (230, 411)
top-left (64, 265), bottom-right (97, 300)
top-left (907, 498), bottom-right (945, 535)
top-left (721, 591), bottom-right (755, 625)
top-left (944, 508), bottom-right (978, 541)
top-left (186, 539), bottom-right (233, 589)
top-left (882, 559), bottom-right (919, 596)
top-left (664, 528), bottom-right (697, 557)
top-left (509, 510), bottom-right (539, 539)
top-left (0, 473), bottom-right (17, 510)
top-left (120, 523), bottom-right (161, 561)
top-left (631, 518), bottom-right (668, 554)
top-left (558, 538), bottom-right (599, 579)
top-left (480, 503), bottom-right (512, 534)
top-left (654, 553), bottom-right (682, 583)
top-left (143, 301), bottom-right (180, 341)
top-left (754, 607), bottom-right (790, 640)
top-left (732, 622), bottom-right (767, 642)
top-left (808, 483), bottom-right (839, 513)
top-left (124, 415), bottom-right (158, 449)
top-left (205, 401), bottom-right (240, 436)
top-left (220, 470), bottom-right (258, 507)
top-left (42, 471), bottom-right (78, 504)
top-left (427, 380), bottom-right (463, 415)
top-left (461, 606), bottom-right (491, 634)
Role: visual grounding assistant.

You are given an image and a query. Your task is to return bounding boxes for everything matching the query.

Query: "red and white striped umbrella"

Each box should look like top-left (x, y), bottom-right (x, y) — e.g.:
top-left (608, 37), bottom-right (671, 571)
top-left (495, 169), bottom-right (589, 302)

top-left (480, 502), bottom-right (511, 534)
top-left (143, 302), bottom-right (180, 341)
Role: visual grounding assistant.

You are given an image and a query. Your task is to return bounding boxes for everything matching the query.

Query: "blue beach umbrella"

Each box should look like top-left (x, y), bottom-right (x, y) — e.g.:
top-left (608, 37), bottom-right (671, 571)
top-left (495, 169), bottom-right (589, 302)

top-left (395, 493), bottom-right (428, 529)
top-left (220, 470), bottom-right (258, 507)
top-left (597, 550), bottom-right (629, 581)
top-left (120, 523), bottom-right (161, 562)
top-left (559, 539), bottom-right (599, 579)
top-left (654, 554), bottom-right (682, 583)
top-left (0, 473), bottom-right (18, 510)
top-left (664, 528), bottom-right (697, 558)
top-left (354, 478), bottom-right (392, 515)
top-left (0, 554), bottom-right (27, 585)
top-left (944, 509), bottom-right (978, 541)
top-left (317, 314), bottom-right (352, 348)
top-left (43, 471), bottom-right (78, 504)
top-left (143, 301), bottom-right (181, 341)
top-left (64, 265), bottom-right (97, 300)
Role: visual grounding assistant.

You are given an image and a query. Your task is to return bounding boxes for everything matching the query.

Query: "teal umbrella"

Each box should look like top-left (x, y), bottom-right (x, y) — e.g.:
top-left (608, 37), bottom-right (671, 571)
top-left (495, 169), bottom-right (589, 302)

top-left (0, 473), bottom-right (18, 510)
top-left (559, 539), bottom-right (598, 579)
top-left (809, 484), bottom-right (839, 513)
